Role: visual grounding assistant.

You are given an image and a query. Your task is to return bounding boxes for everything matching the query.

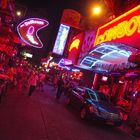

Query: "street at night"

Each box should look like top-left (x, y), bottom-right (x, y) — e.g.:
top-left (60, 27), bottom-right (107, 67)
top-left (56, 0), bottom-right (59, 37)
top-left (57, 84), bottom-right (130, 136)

top-left (0, 84), bottom-right (138, 140)
top-left (1, 1), bottom-right (140, 139)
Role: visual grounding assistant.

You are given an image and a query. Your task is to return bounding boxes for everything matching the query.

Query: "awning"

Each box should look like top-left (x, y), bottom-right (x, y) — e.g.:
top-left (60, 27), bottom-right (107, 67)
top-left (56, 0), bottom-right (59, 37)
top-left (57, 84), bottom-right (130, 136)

top-left (80, 42), bottom-right (139, 73)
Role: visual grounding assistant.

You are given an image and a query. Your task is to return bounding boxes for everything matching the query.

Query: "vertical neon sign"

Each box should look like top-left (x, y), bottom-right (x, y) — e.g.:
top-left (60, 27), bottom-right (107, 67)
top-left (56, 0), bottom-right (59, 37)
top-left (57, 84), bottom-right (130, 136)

top-left (68, 32), bottom-right (85, 64)
top-left (53, 24), bottom-right (70, 55)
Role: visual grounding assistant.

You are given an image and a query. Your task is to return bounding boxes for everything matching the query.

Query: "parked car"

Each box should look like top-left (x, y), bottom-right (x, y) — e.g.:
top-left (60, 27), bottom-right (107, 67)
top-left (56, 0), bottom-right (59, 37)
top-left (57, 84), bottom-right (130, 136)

top-left (65, 86), bottom-right (122, 126)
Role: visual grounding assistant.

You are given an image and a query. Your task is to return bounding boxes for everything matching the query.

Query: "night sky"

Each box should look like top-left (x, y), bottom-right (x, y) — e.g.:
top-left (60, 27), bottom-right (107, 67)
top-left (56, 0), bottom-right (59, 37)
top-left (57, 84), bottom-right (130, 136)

top-left (15, 0), bottom-right (98, 64)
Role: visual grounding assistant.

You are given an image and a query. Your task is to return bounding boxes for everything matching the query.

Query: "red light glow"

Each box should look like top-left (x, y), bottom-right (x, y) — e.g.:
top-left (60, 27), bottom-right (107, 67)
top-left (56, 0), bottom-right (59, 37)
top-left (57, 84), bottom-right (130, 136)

top-left (68, 33), bottom-right (85, 64)
top-left (94, 5), bottom-right (140, 49)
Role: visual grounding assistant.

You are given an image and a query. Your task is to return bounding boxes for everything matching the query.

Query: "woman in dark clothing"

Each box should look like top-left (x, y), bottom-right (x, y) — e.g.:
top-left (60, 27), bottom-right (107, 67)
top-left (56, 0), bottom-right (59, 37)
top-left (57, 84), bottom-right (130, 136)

top-left (56, 77), bottom-right (64, 99)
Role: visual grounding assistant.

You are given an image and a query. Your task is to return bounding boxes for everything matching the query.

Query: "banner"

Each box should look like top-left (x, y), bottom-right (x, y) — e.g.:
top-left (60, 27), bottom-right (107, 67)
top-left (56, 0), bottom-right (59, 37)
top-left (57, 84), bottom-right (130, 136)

top-left (61, 9), bottom-right (81, 29)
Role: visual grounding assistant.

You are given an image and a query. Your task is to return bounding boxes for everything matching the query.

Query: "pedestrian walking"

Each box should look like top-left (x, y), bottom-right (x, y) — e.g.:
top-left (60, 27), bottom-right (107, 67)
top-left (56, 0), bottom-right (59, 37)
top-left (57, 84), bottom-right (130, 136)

top-left (38, 71), bottom-right (45, 92)
top-left (56, 77), bottom-right (64, 99)
top-left (28, 71), bottom-right (38, 96)
top-left (53, 75), bottom-right (59, 89)
top-left (63, 80), bottom-right (70, 96)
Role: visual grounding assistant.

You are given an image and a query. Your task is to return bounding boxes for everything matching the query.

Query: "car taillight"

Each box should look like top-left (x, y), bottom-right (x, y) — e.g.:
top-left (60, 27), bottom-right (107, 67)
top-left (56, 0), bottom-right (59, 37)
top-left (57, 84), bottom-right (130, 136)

top-left (89, 105), bottom-right (98, 114)
top-left (89, 106), bottom-right (94, 113)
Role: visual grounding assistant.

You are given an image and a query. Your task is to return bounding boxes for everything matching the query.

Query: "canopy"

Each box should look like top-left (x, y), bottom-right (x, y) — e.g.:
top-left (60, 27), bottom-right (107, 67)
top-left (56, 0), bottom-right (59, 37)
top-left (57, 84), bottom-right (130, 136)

top-left (80, 42), bottom-right (139, 73)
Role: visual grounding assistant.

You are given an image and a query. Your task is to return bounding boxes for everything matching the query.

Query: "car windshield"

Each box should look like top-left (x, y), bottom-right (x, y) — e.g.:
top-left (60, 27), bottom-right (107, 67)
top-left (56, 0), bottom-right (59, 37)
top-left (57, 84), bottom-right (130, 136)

top-left (86, 89), bottom-right (98, 101)
top-left (97, 92), bottom-right (111, 103)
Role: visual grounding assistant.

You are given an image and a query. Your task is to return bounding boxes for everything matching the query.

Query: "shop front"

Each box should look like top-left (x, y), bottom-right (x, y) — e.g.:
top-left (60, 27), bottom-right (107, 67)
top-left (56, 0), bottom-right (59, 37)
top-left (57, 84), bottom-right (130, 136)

top-left (79, 5), bottom-right (140, 123)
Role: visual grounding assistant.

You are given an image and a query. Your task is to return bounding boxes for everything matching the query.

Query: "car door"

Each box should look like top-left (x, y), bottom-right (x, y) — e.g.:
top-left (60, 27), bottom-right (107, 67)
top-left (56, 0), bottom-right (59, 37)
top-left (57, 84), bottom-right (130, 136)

top-left (72, 87), bottom-right (85, 110)
top-left (75, 90), bottom-right (86, 111)
top-left (69, 88), bottom-right (78, 106)
top-left (88, 90), bottom-right (100, 116)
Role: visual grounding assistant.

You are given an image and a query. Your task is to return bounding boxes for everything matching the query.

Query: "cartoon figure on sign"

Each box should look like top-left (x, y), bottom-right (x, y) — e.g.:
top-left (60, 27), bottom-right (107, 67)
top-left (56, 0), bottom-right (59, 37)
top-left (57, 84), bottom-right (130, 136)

top-left (17, 18), bottom-right (49, 48)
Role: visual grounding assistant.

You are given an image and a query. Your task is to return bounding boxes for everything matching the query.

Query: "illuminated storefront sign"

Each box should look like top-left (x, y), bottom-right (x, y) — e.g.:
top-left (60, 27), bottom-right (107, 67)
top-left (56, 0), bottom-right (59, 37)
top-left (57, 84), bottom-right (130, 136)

top-left (68, 33), bottom-right (84, 64)
top-left (80, 42), bottom-right (138, 71)
top-left (77, 31), bottom-right (96, 65)
top-left (71, 68), bottom-right (80, 72)
top-left (22, 52), bottom-right (33, 58)
top-left (17, 18), bottom-right (49, 48)
top-left (53, 24), bottom-right (70, 55)
top-left (94, 5), bottom-right (140, 49)
top-left (69, 39), bottom-right (80, 52)
top-left (61, 9), bottom-right (81, 29)
top-left (58, 58), bottom-right (72, 66)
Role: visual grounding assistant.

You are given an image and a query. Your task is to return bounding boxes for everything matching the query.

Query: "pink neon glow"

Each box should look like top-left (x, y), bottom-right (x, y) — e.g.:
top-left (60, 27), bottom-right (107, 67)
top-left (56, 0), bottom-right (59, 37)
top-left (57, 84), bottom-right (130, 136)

top-left (102, 76), bottom-right (108, 81)
top-left (27, 26), bottom-right (34, 35)
top-left (17, 18), bottom-right (49, 48)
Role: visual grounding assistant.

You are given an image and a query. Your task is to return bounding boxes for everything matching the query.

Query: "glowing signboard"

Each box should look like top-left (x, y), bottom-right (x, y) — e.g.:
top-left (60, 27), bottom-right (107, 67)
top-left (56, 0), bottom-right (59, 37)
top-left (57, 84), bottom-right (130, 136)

top-left (17, 18), bottom-right (49, 48)
top-left (68, 32), bottom-right (84, 64)
top-left (94, 5), bottom-right (140, 49)
top-left (69, 39), bottom-right (80, 52)
top-left (53, 24), bottom-right (70, 55)
top-left (23, 52), bottom-right (33, 58)
top-left (58, 58), bottom-right (72, 66)
top-left (80, 42), bottom-right (137, 71)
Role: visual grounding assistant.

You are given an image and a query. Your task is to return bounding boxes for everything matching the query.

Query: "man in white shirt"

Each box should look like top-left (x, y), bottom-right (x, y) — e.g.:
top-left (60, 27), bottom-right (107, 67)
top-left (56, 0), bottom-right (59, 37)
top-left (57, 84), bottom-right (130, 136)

top-left (28, 71), bottom-right (38, 96)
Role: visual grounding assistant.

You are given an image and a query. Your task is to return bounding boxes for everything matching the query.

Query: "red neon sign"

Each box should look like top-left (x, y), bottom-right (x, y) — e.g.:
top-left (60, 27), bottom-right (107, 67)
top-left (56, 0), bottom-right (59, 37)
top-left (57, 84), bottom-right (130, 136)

top-left (68, 33), bottom-right (84, 64)
top-left (94, 5), bottom-right (140, 49)
top-left (17, 18), bottom-right (49, 48)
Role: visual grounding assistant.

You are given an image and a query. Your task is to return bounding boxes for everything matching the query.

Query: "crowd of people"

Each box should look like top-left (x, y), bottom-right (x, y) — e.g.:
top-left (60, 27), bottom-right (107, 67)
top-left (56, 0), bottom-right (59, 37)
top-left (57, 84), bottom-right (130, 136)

top-left (0, 62), bottom-right (46, 96)
top-left (0, 59), bottom-right (140, 137)
top-left (0, 59), bottom-right (77, 99)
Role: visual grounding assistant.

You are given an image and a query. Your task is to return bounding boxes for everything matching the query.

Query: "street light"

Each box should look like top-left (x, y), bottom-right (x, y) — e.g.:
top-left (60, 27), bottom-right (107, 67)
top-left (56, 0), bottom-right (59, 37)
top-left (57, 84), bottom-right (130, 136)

top-left (16, 10), bottom-right (22, 16)
top-left (92, 6), bottom-right (102, 16)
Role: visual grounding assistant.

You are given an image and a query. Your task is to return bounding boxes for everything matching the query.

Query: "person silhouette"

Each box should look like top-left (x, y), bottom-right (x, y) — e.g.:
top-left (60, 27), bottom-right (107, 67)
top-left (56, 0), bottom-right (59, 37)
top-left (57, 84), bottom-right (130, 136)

top-left (56, 77), bottom-right (64, 99)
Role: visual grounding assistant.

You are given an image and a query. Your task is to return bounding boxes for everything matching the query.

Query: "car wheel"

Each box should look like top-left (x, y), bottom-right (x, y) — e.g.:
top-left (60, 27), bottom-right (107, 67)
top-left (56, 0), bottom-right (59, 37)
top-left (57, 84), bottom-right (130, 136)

top-left (65, 97), bottom-right (71, 105)
top-left (80, 107), bottom-right (87, 120)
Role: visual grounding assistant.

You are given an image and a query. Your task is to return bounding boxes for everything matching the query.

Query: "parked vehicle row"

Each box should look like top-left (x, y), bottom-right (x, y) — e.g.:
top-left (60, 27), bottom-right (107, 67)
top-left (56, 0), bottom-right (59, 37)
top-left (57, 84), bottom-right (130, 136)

top-left (65, 86), bottom-right (123, 126)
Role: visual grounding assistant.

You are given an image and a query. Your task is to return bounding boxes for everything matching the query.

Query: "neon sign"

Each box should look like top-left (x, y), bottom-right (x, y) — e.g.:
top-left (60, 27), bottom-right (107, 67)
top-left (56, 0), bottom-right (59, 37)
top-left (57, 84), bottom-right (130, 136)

top-left (58, 58), bottom-right (72, 66)
top-left (53, 24), bottom-right (70, 55)
top-left (80, 42), bottom-right (137, 70)
top-left (17, 18), bottom-right (49, 48)
top-left (94, 5), bottom-right (140, 49)
top-left (68, 32), bottom-right (84, 64)
top-left (69, 39), bottom-right (80, 52)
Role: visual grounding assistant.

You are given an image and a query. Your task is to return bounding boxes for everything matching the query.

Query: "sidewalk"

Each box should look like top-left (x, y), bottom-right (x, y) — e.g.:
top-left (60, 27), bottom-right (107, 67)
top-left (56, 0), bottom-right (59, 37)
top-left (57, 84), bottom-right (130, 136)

top-left (0, 86), bottom-right (49, 140)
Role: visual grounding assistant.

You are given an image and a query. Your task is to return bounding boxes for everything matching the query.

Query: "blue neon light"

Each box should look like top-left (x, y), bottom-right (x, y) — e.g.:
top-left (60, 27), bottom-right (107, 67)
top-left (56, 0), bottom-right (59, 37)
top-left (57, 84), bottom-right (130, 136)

top-left (53, 24), bottom-right (70, 55)
top-left (80, 42), bottom-right (137, 71)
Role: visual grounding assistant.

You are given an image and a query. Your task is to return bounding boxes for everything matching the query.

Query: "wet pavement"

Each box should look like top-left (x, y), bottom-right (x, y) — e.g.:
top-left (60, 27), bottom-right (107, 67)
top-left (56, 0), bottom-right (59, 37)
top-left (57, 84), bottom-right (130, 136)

top-left (0, 84), bottom-right (139, 140)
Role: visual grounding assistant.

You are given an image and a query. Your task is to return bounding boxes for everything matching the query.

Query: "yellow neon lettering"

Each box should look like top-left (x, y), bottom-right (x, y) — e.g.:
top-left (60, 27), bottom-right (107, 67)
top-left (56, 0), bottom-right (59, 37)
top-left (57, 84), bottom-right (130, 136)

top-left (95, 35), bottom-right (103, 45)
top-left (95, 15), bottom-right (140, 46)
top-left (137, 15), bottom-right (140, 33)
top-left (102, 30), bottom-right (108, 42)
top-left (126, 16), bottom-right (138, 36)
top-left (117, 21), bottom-right (127, 38)
top-left (110, 26), bottom-right (118, 40)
